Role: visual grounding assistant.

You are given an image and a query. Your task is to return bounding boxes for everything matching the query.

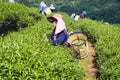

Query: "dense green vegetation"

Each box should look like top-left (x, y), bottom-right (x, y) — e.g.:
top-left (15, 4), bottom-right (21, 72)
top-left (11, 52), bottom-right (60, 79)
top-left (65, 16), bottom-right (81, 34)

top-left (0, 2), bottom-right (120, 80)
top-left (0, 3), bottom-right (84, 80)
top-left (0, 19), bottom-right (84, 79)
top-left (2, 0), bottom-right (120, 24)
top-left (0, 2), bottom-right (41, 34)
top-left (76, 19), bottom-right (120, 79)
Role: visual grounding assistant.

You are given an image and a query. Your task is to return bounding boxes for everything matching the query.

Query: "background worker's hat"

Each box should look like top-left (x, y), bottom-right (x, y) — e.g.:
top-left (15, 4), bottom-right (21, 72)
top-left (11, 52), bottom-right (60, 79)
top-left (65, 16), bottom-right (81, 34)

top-left (49, 4), bottom-right (55, 10)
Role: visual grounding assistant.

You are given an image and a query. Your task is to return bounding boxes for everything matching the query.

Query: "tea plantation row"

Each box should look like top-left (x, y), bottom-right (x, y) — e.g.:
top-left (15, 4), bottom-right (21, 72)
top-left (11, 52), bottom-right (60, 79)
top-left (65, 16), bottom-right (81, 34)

top-left (73, 19), bottom-right (120, 80)
top-left (0, 2), bottom-right (120, 80)
top-left (0, 5), bottom-right (84, 79)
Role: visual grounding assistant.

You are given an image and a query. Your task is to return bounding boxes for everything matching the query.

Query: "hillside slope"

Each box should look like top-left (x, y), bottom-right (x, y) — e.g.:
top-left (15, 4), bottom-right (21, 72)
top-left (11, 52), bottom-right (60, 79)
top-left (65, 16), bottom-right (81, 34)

top-left (0, 14), bottom-right (84, 80)
top-left (0, 2), bottom-right (120, 80)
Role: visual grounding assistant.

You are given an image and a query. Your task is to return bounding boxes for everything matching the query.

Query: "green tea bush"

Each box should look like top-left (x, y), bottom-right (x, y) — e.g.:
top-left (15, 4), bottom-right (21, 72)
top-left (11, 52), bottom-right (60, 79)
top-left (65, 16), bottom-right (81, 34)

top-left (60, 14), bottom-right (120, 79)
top-left (0, 2), bottom-right (42, 34)
top-left (1, 8), bottom-right (120, 79)
top-left (0, 16), bottom-right (84, 79)
top-left (74, 19), bottom-right (120, 79)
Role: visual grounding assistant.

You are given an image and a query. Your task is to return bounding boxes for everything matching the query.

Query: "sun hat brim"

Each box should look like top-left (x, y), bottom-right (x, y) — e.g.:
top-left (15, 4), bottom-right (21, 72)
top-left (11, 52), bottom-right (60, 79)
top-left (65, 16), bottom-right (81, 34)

top-left (47, 17), bottom-right (57, 23)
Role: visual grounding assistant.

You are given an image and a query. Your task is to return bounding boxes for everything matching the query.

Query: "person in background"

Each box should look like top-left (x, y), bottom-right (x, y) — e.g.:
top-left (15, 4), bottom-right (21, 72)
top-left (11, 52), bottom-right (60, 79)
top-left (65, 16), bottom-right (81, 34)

top-left (70, 13), bottom-right (76, 19)
top-left (82, 11), bottom-right (87, 17)
top-left (40, 1), bottom-right (47, 13)
top-left (104, 22), bottom-right (109, 25)
top-left (49, 4), bottom-right (55, 12)
top-left (74, 15), bottom-right (80, 20)
top-left (47, 14), bottom-right (68, 45)
top-left (80, 11), bottom-right (87, 19)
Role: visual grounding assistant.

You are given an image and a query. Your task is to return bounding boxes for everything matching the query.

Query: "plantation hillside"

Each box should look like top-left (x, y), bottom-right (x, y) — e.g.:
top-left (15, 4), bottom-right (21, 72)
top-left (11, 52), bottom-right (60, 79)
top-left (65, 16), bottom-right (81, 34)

top-left (0, 3), bottom-right (84, 80)
top-left (0, 2), bottom-right (120, 80)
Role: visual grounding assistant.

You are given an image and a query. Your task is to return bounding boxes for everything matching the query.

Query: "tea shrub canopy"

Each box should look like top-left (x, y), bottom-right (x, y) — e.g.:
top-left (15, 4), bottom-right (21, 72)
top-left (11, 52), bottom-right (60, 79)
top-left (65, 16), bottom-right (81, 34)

top-left (0, 2), bottom-right (120, 80)
top-left (0, 2), bottom-right (42, 34)
top-left (0, 11), bottom-right (84, 79)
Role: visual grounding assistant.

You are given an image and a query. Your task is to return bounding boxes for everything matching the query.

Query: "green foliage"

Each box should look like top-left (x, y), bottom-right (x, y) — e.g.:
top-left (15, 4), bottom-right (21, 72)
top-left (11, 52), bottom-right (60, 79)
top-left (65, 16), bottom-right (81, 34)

top-left (74, 19), bottom-right (120, 79)
top-left (0, 14), bottom-right (84, 79)
top-left (0, 2), bottom-right (42, 34)
top-left (50, 12), bottom-right (120, 79)
top-left (0, 2), bottom-right (120, 79)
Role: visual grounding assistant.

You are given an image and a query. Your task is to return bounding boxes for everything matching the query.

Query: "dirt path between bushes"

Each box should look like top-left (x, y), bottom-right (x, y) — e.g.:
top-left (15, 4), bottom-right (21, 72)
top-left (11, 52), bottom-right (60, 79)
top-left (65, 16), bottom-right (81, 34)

top-left (80, 42), bottom-right (98, 80)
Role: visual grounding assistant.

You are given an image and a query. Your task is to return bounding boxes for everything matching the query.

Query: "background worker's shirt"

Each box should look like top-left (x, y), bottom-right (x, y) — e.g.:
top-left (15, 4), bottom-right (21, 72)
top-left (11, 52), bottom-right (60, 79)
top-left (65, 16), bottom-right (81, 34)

top-left (40, 6), bottom-right (46, 12)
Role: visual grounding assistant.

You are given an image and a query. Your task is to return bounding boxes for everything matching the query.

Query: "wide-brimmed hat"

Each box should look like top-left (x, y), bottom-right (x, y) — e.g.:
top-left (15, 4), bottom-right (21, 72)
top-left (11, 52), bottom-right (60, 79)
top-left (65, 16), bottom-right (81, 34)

top-left (47, 17), bottom-right (57, 23)
top-left (52, 14), bottom-right (62, 19)
top-left (47, 14), bottom-right (63, 23)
